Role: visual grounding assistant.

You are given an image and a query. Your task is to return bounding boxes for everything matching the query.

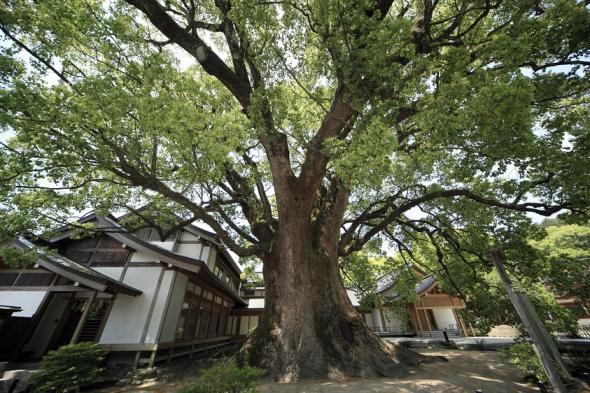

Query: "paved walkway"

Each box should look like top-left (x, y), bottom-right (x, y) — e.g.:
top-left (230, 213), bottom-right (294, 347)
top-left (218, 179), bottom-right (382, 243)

top-left (260, 349), bottom-right (537, 393)
top-left (95, 349), bottom-right (538, 393)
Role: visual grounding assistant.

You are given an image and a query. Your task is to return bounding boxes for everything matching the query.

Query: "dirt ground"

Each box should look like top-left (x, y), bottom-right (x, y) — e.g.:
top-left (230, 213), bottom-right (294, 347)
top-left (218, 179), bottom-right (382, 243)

top-left (92, 349), bottom-right (540, 393)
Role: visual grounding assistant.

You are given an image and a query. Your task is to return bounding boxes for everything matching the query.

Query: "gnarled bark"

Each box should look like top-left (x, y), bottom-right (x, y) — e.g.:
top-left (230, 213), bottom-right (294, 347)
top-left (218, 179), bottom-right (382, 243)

top-left (237, 201), bottom-right (430, 381)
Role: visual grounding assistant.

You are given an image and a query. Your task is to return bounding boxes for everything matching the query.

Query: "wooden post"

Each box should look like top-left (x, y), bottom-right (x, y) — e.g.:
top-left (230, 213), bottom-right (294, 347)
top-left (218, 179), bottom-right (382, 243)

top-left (468, 321), bottom-right (476, 337)
top-left (379, 309), bottom-right (388, 333)
top-left (453, 308), bottom-right (468, 337)
top-left (413, 306), bottom-right (424, 336)
top-left (490, 248), bottom-right (569, 393)
top-left (423, 309), bottom-right (433, 337)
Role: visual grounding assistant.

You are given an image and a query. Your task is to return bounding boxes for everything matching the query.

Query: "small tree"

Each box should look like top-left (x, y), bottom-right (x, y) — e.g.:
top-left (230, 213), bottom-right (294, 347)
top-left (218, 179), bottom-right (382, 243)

top-left (30, 342), bottom-right (105, 393)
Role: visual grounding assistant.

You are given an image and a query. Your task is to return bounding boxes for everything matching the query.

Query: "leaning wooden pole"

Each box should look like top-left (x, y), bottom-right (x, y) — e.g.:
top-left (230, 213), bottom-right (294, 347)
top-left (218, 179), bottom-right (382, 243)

top-left (489, 248), bottom-right (569, 393)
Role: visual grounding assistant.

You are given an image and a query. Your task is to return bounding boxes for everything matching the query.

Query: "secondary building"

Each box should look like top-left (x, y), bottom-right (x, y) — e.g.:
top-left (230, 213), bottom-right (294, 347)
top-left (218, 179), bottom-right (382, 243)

top-left (0, 214), bottom-right (244, 366)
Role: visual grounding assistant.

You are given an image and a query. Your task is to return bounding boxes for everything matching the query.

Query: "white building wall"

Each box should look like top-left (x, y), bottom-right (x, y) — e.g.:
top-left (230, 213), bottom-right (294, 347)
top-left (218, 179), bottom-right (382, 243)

top-left (371, 309), bottom-right (383, 331)
top-left (239, 316), bottom-right (249, 335)
top-left (99, 266), bottom-right (164, 344)
top-left (144, 270), bottom-right (175, 343)
top-left (364, 313), bottom-right (375, 329)
top-left (129, 250), bottom-right (156, 263)
top-left (382, 309), bottom-right (407, 332)
top-left (150, 241), bottom-right (174, 251)
top-left (207, 247), bottom-right (217, 270)
top-left (176, 243), bottom-right (203, 260)
top-left (179, 231), bottom-right (199, 241)
top-left (432, 308), bottom-right (457, 330)
top-left (159, 272), bottom-right (188, 343)
top-left (93, 267), bottom-right (124, 280)
top-left (0, 291), bottom-right (47, 317)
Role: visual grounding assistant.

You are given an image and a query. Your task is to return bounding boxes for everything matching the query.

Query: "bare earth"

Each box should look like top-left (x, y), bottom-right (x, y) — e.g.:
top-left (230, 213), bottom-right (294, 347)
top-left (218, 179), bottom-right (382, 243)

top-left (94, 349), bottom-right (538, 393)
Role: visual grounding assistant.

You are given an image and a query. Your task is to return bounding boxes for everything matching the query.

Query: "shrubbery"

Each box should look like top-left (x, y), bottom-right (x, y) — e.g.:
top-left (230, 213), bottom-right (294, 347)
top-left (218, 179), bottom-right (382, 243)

top-left (181, 361), bottom-right (265, 393)
top-left (502, 342), bottom-right (546, 382)
top-left (30, 342), bottom-right (105, 392)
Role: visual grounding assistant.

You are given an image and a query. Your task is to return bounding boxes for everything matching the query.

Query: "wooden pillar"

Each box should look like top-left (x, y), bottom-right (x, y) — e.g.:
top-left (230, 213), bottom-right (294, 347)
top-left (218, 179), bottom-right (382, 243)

top-left (408, 306), bottom-right (418, 335)
top-left (453, 308), bottom-right (468, 337)
top-left (414, 306), bottom-right (424, 336)
top-left (422, 309), bottom-right (433, 337)
top-left (468, 321), bottom-right (476, 337)
top-left (148, 350), bottom-right (157, 367)
top-left (70, 291), bottom-right (97, 344)
top-left (379, 309), bottom-right (387, 333)
top-left (491, 248), bottom-right (570, 393)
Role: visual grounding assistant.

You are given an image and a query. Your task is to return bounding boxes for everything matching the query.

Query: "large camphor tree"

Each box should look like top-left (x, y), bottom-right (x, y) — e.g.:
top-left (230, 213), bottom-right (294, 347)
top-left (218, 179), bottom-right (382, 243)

top-left (0, 0), bottom-right (589, 381)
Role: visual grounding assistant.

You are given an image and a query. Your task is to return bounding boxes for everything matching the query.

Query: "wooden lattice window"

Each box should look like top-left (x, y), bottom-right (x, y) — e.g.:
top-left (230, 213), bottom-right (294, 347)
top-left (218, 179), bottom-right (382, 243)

top-left (61, 235), bottom-right (130, 267)
top-left (0, 272), bottom-right (18, 286)
top-left (89, 250), bottom-right (130, 265)
top-left (64, 249), bottom-right (93, 264)
top-left (14, 272), bottom-right (55, 286)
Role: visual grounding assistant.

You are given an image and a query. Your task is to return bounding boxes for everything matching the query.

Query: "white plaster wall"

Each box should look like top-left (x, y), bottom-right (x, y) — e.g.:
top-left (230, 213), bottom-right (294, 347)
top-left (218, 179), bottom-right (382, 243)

top-left (94, 267), bottom-right (124, 280)
top-left (129, 250), bottom-right (156, 263)
top-left (176, 243), bottom-right (203, 260)
top-left (0, 291), bottom-right (46, 317)
top-left (180, 231), bottom-right (199, 241)
top-left (23, 293), bottom-right (71, 357)
top-left (159, 272), bottom-right (188, 343)
top-left (144, 270), bottom-right (175, 343)
top-left (207, 247), bottom-right (217, 269)
top-left (364, 313), bottom-right (375, 329)
top-left (383, 309), bottom-right (407, 332)
top-left (201, 246), bottom-right (211, 265)
top-left (150, 241), bottom-right (174, 251)
top-left (99, 266), bottom-right (164, 344)
top-left (239, 316), bottom-right (249, 335)
top-left (371, 309), bottom-right (383, 331)
top-left (432, 308), bottom-right (457, 330)
top-left (249, 315), bottom-right (258, 330)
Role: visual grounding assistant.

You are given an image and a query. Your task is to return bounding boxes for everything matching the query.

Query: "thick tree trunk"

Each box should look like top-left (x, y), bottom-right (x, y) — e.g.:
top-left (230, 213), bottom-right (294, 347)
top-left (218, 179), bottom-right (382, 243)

top-left (238, 206), bottom-right (429, 381)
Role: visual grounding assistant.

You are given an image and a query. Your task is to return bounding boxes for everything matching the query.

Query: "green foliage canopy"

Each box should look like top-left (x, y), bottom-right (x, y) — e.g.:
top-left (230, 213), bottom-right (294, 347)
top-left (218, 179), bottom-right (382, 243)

top-left (0, 0), bottom-right (588, 268)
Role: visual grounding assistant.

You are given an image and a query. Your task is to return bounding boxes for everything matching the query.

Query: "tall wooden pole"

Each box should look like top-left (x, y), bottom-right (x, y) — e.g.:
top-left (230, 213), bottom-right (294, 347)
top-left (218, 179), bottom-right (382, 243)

top-left (490, 248), bottom-right (569, 393)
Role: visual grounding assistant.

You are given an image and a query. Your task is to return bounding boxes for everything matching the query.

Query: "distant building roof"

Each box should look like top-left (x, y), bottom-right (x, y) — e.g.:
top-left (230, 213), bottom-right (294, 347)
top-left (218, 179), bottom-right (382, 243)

top-left (376, 265), bottom-right (434, 296)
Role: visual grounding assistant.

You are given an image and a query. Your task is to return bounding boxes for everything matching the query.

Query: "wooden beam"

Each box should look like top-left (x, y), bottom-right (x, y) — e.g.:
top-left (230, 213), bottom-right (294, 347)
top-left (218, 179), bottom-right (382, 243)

top-left (413, 305), bottom-right (424, 336)
top-left (453, 308), bottom-right (468, 337)
top-left (379, 309), bottom-right (387, 333)
top-left (422, 309), bottom-right (433, 337)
